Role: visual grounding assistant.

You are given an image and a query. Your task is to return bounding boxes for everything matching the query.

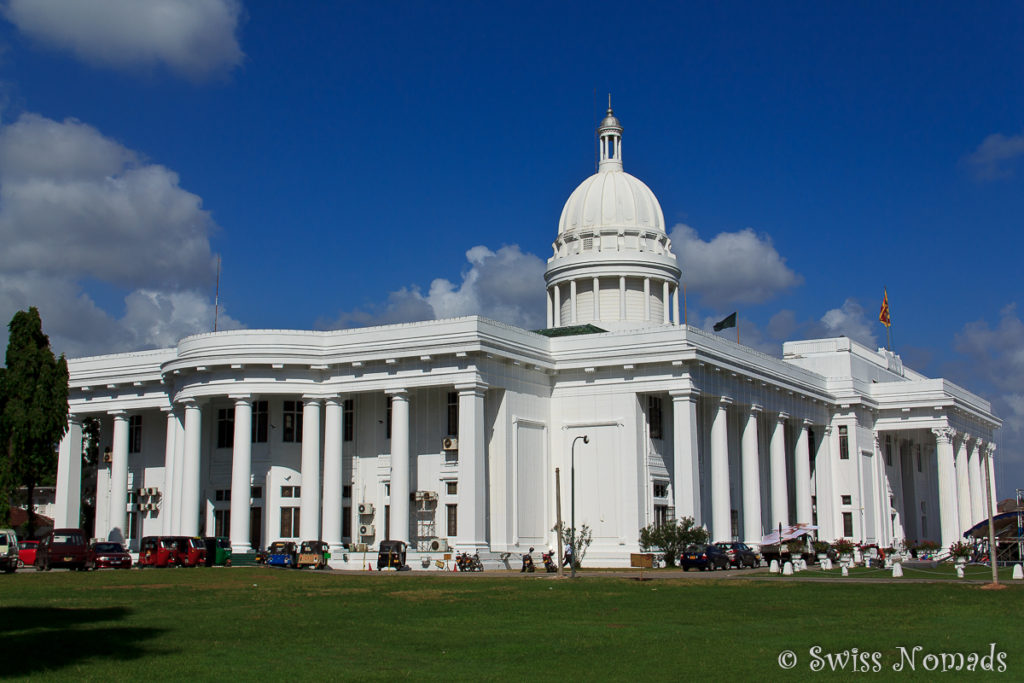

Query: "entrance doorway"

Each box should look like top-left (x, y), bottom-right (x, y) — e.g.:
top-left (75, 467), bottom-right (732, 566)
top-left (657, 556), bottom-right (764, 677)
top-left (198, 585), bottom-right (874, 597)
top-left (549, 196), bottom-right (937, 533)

top-left (250, 507), bottom-right (262, 550)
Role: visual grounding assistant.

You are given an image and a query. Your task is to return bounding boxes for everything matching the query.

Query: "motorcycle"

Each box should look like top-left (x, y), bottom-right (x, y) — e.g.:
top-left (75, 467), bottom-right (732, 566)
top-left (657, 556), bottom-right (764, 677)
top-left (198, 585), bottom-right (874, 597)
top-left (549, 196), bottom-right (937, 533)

top-left (521, 547), bottom-right (536, 573)
top-left (456, 552), bottom-right (484, 572)
top-left (542, 550), bottom-right (557, 573)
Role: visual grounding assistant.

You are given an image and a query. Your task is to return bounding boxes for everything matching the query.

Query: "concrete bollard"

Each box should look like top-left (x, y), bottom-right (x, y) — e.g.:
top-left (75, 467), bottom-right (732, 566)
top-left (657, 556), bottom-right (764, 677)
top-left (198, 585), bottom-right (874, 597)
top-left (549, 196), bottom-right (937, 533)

top-left (782, 561), bottom-right (794, 576)
top-left (1013, 564), bottom-right (1023, 580)
top-left (769, 559), bottom-right (779, 573)
top-left (841, 565), bottom-right (849, 577)
top-left (956, 565), bottom-right (965, 579)
top-left (821, 558), bottom-right (832, 571)
top-left (892, 562), bottom-right (903, 578)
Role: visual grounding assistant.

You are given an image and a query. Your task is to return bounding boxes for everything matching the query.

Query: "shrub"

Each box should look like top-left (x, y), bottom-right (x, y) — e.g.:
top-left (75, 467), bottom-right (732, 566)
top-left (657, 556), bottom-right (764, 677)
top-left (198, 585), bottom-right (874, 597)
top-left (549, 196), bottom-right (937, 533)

top-left (638, 516), bottom-right (708, 567)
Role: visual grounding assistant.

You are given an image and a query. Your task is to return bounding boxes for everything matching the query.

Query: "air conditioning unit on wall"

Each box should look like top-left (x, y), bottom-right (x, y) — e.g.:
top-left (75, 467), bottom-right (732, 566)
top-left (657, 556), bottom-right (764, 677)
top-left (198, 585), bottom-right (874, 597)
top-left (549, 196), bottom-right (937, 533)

top-left (358, 502), bottom-right (374, 515)
top-left (359, 524), bottom-right (375, 537)
top-left (428, 538), bottom-right (448, 552)
top-left (442, 437), bottom-right (458, 451)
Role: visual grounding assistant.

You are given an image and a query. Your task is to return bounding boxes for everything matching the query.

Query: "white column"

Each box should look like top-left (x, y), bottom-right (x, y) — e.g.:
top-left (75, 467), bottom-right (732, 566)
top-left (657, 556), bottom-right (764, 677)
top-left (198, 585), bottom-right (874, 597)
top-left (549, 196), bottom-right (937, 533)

top-left (955, 435), bottom-right (973, 533)
top-left (931, 427), bottom-right (960, 548)
top-left (643, 277), bottom-right (651, 321)
top-left (546, 288), bottom-right (553, 328)
top-left (553, 285), bottom-right (561, 327)
top-left (180, 401), bottom-right (202, 537)
top-left (671, 386), bottom-right (701, 523)
top-left (662, 281), bottom-right (670, 324)
top-left (570, 279), bottom-right (578, 324)
top-left (711, 396), bottom-right (732, 542)
top-left (54, 416), bottom-right (83, 529)
top-left (968, 440), bottom-right (985, 528)
top-left (770, 412), bottom-right (789, 528)
top-left (593, 277), bottom-right (600, 321)
top-left (672, 285), bottom-right (680, 325)
top-left (108, 411), bottom-right (129, 543)
top-left (322, 397), bottom-right (344, 552)
top-left (172, 411), bottom-right (185, 535)
top-left (299, 397), bottom-right (322, 541)
top-left (229, 397), bottom-right (253, 553)
top-left (457, 383), bottom-right (487, 549)
top-left (741, 405), bottom-right (762, 545)
top-left (619, 276), bottom-right (626, 320)
top-left (387, 389), bottom-right (410, 544)
top-left (795, 420), bottom-right (813, 524)
top-left (161, 409), bottom-right (177, 535)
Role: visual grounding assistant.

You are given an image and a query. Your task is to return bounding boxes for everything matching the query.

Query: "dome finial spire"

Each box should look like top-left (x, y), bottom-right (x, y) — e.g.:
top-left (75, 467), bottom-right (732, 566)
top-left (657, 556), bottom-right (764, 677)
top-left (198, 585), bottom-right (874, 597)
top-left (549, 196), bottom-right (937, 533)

top-left (597, 97), bottom-right (623, 171)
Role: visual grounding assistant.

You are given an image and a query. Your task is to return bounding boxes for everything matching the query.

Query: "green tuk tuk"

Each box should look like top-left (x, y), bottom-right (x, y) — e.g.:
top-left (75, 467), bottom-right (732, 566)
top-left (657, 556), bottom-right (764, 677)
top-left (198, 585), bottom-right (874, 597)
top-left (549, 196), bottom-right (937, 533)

top-left (203, 537), bottom-right (232, 566)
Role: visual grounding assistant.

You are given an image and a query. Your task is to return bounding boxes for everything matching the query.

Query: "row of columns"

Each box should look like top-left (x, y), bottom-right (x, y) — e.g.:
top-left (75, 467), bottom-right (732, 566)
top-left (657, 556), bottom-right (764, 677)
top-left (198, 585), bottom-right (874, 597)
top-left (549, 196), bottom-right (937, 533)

top-left (546, 276), bottom-right (681, 328)
top-left (932, 427), bottom-right (996, 549)
top-left (670, 388), bottom-right (815, 544)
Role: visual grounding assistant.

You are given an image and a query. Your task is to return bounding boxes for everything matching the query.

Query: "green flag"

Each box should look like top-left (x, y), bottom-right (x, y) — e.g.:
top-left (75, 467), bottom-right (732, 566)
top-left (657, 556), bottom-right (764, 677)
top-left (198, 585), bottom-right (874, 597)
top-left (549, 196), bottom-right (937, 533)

top-left (713, 312), bottom-right (737, 331)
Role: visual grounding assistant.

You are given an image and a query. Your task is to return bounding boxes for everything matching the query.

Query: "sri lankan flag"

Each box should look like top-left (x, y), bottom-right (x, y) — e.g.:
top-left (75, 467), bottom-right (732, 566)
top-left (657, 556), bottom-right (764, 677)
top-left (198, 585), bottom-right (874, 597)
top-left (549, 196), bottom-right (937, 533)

top-left (879, 289), bottom-right (891, 328)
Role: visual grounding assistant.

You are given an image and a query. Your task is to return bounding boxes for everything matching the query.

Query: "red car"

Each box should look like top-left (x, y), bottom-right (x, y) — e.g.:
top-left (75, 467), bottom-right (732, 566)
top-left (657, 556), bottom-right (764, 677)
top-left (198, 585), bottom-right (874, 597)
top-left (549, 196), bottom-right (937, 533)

top-left (35, 528), bottom-right (93, 571)
top-left (170, 536), bottom-right (206, 567)
top-left (18, 540), bottom-right (39, 567)
top-left (91, 541), bottom-right (133, 569)
top-left (139, 536), bottom-right (178, 567)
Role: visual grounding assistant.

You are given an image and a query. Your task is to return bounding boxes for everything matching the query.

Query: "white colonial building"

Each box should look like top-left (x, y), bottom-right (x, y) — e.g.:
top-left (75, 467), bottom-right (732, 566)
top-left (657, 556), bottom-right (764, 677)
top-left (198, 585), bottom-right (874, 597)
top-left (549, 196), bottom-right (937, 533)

top-left (53, 107), bottom-right (1001, 565)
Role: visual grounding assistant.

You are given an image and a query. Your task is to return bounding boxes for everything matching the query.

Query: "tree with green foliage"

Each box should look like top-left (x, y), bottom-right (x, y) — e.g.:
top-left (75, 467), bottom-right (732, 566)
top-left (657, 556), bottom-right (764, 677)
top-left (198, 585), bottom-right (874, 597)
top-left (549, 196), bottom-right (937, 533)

top-left (638, 516), bottom-right (709, 567)
top-left (0, 307), bottom-right (70, 536)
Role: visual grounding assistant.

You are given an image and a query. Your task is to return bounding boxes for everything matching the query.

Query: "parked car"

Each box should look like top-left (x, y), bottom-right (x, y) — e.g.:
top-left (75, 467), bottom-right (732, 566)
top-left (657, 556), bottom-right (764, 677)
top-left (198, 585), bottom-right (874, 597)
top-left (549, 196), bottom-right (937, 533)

top-left (680, 543), bottom-right (730, 571)
top-left (203, 537), bottom-right (232, 566)
top-left (0, 528), bottom-right (18, 573)
top-left (35, 529), bottom-right (93, 571)
top-left (139, 536), bottom-right (178, 567)
top-left (297, 540), bottom-right (331, 569)
top-left (267, 541), bottom-right (298, 568)
top-left (714, 541), bottom-right (759, 568)
top-left (170, 537), bottom-right (206, 567)
top-left (377, 540), bottom-right (409, 570)
top-left (18, 539), bottom-right (39, 568)
top-left (91, 541), bottom-right (133, 569)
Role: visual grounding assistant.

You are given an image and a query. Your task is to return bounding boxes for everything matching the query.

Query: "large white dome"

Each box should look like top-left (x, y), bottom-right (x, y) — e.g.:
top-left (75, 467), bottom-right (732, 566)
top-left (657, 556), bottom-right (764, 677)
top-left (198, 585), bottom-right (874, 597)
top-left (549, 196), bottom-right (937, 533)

top-left (557, 169), bottom-right (665, 235)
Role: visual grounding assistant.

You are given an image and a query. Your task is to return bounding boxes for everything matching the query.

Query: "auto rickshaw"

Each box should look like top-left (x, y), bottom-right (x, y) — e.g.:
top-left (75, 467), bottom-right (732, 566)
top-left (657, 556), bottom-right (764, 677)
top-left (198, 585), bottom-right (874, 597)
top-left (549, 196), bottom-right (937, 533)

top-left (138, 536), bottom-right (177, 568)
top-left (203, 537), bottom-right (233, 566)
top-left (267, 541), bottom-right (298, 568)
top-left (376, 540), bottom-right (409, 570)
top-left (297, 540), bottom-right (331, 569)
top-left (170, 536), bottom-right (206, 567)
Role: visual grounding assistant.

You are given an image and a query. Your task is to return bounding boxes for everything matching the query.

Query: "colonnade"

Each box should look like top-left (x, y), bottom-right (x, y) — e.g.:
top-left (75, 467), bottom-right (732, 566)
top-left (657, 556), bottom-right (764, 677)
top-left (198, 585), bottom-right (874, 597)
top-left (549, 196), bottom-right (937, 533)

top-left (546, 275), bottom-right (681, 328)
top-left (931, 427), bottom-right (997, 548)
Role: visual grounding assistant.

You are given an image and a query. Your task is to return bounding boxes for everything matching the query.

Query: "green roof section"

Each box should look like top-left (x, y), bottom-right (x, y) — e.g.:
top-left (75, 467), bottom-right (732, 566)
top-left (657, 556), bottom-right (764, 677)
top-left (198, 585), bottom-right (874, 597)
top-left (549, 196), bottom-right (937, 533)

top-left (532, 324), bottom-right (608, 338)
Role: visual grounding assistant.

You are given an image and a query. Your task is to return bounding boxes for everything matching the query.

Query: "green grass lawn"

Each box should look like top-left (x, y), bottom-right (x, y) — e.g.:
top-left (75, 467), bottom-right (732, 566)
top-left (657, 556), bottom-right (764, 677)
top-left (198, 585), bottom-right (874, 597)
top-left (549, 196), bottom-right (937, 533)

top-left (1, 568), bottom-right (1021, 680)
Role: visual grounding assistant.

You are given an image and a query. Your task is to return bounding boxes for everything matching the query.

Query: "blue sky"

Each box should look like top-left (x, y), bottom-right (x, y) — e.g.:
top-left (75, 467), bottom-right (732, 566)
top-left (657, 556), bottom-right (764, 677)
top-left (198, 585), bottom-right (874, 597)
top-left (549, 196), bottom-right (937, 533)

top-left (0, 1), bottom-right (1021, 495)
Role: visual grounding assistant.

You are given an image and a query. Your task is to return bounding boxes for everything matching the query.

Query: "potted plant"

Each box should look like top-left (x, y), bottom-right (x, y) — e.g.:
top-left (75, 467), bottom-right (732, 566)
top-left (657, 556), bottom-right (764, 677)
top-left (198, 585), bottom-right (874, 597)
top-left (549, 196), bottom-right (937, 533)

top-left (832, 538), bottom-right (855, 565)
top-left (916, 539), bottom-right (940, 560)
top-left (949, 541), bottom-right (972, 565)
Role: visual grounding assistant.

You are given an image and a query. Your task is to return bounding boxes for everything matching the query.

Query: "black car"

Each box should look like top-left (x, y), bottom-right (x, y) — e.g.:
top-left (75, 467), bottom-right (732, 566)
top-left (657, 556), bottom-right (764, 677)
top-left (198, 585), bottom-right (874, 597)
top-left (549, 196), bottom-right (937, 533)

top-left (681, 544), bottom-right (730, 571)
top-left (714, 541), bottom-right (759, 568)
top-left (377, 540), bottom-right (409, 570)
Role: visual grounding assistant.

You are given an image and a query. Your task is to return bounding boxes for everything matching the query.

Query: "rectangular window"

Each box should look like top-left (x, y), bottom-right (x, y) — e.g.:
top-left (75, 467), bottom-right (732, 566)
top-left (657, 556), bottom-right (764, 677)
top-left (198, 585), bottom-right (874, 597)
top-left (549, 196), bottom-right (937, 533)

top-left (885, 434), bottom-right (893, 467)
top-left (217, 408), bottom-right (234, 449)
top-left (128, 415), bottom-right (143, 454)
top-left (648, 396), bottom-right (663, 440)
top-left (215, 489), bottom-right (232, 502)
top-left (446, 503), bottom-right (458, 537)
top-left (655, 505), bottom-right (668, 527)
top-left (446, 481), bottom-right (458, 496)
top-left (838, 425), bottom-right (849, 460)
top-left (730, 509), bottom-right (739, 539)
top-left (342, 505), bottom-right (351, 539)
top-left (921, 515), bottom-right (928, 537)
top-left (281, 486), bottom-right (301, 498)
top-left (386, 396), bottom-right (393, 440)
top-left (343, 399), bottom-right (354, 442)
top-left (842, 512), bottom-right (854, 537)
top-left (841, 494), bottom-right (852, 506)
top-left (252, 401), bottom-right (269, 443)
top-left (447, 391), bottom-right (459, 436)
top-left (251, 486), bottom-right (263, 499)
top-left (283, 401), bottom-right (303, 443)
top-left (342, 485), bottom-right (352, 499)
top-left (214, 509), bottom-right (230, 537)
top-left (916, 451), bottom-right (922, 472)
top-left (652, 481), bottom-right (668, 498)
top-left (280, 507), bottom-right (300, 537)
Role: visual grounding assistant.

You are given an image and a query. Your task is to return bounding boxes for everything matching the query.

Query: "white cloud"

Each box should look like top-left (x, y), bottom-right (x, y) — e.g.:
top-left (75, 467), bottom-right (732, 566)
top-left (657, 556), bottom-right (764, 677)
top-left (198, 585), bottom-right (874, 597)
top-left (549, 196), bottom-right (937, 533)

top-left (965, 132), bottom-right (1024, 180)
top-left (321, 244), bottom-right (547, 330)
top-left (3, 0), bottom-right (244, 81)
top-left (0, 113), bottom-right (234, 357)
top-left (669, 223), bottom-right (802, 308)
top-left (817, 298), bottom-right (878, 348)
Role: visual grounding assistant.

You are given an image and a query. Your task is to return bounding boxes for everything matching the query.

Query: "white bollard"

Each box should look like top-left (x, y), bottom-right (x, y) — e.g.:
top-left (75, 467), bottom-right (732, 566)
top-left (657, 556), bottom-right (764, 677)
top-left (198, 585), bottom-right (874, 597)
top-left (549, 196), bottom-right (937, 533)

top-left (1013, 564), bottom-right (1023, 580)
top-left (782, 561), bottom-right (794, 576)
top-left (892, 562), bottom-right (903, 578)
top-left (769, 559), bottom-right (779, 573)
top-left (956, 565), bottom-right (965, 579)
top-left (841, 565), bottom-right (849, 577)
top-left (822, 558), bottom-right (833, 571)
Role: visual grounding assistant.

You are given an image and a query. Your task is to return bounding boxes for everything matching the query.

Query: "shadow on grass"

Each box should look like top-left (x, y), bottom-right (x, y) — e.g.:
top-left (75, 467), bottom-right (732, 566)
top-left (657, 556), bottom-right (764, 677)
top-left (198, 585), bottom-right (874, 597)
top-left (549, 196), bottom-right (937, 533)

top-left (0, 607), bottom-right (168, 676)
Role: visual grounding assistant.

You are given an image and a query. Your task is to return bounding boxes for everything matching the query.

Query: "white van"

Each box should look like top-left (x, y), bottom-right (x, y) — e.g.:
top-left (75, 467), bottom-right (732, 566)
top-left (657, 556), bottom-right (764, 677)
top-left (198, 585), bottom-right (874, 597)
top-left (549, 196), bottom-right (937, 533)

top-left (0, 528), bottom-right (18, 573)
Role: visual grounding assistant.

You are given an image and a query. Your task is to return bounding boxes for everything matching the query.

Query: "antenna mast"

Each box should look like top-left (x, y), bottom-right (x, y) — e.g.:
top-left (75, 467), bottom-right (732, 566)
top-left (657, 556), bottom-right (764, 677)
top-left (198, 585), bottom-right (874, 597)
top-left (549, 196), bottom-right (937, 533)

top-left (213, 255), bottom-right (221, 332)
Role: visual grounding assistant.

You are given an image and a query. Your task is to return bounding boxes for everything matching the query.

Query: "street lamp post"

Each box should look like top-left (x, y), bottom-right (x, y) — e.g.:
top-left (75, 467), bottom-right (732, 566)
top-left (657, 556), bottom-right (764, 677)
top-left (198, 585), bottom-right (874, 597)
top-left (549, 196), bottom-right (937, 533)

top-left (570, 434), bottom-right (589, 578)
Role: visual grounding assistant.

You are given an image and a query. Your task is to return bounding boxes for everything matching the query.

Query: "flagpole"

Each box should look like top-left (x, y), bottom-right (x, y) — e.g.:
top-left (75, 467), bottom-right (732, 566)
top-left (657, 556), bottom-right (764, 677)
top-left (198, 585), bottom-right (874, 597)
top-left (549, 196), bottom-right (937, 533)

top-left (683, 281), bottom-right (688, 326)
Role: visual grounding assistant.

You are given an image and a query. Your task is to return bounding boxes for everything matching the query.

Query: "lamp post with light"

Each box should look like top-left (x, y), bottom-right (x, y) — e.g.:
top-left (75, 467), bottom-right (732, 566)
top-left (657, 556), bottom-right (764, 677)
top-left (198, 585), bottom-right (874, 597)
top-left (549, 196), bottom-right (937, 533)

top-left (570, 434), bottom-right (589, 578)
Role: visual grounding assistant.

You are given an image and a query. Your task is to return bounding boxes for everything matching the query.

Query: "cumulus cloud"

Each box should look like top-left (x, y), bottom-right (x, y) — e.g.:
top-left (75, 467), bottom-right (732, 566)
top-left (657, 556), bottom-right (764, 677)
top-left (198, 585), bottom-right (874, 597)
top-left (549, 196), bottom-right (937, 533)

top-left (964, 132), bottom-right (1024, 180)
top-left (0, 112), bottom-right (237, 357)
top-left (321, 244), bottom-right (547, 330)
top-left (669, 223), bottom-right (802, 308)
top-left (2, 0), bottom-right (244, 81)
